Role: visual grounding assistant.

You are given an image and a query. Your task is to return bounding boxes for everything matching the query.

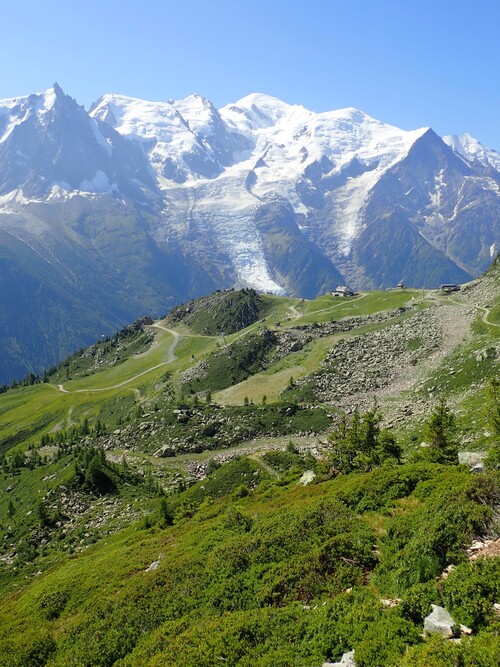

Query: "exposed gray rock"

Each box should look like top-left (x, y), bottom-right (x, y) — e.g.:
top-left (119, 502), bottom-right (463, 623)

top-left (145, 559), bottom-right (161, 572)
top-left (298, 470), bottom-right (316, 486)
top-left (322, 650), bottom-right (356, 667)
top-left (475, 346), bottom-right (498, 362)
top-left (424, 604), bottom-right (456, 638)
top-left (458, 451), bottom-right (487, 469)
top-left (154, 444), bottom-right (176, 458)
top-left (340, 651), bottom-right (356, 666)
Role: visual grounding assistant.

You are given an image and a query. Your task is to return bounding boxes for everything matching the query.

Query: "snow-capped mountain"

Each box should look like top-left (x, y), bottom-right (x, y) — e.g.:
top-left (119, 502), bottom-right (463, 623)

top-left (88, 90), bottom-right (488, 292)
top-left (443, 133), bottom-right (500, 172)
top-left (1, 84), bottom-right (499, 382)
top-left (0, 84), bottom-right (155, 199)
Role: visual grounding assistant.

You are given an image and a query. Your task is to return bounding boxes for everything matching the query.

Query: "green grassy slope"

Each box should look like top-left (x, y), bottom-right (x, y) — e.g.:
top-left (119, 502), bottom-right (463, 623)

top-left (0, 459), bottom-right (498, 666)
top-left (0, 271), bottom-right (499, 666)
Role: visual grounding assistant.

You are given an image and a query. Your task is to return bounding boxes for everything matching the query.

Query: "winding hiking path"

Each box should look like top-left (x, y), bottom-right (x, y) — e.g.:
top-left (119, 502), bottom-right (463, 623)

top-left (248, 453), bottom-right (280, 478)
top-left (153, 322), bottom-right (216, 339)
top-left (303, 293), bottom-right (367, 320)
top-left (425, 287), bottom-right (500, 329)
top-left (474, 305), bottom-right (500, 329)
top-left (55, 327), bottom-right (180, 394)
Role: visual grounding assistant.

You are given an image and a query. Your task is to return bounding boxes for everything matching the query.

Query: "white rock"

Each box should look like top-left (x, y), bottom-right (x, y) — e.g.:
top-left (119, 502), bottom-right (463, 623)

top-left (298, 470), bottom-right (316, 486)
top-left (145, 559), bottom-right (161, 572)
top-left (424, 604), bottom-right (456, 638)
top-left (470, 540), bottom-right (484, 551)
top-left (340, 651), bottom-right (356, 666)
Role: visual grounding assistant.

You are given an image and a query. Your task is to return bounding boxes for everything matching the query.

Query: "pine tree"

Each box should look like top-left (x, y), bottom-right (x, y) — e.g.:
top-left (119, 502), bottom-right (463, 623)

top-left (328, 404), bottom-right (401, 473)
top-left (424, 397), bottom-right (459, 464)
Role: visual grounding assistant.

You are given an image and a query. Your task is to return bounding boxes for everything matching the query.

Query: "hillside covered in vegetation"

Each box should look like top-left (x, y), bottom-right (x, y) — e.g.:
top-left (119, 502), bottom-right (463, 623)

top-left (0, 260), bottom-right (499, 666)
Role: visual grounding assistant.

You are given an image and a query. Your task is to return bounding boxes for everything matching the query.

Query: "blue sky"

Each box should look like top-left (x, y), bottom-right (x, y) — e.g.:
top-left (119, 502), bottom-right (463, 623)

top-left (2, 0), bottom-right (499, 148)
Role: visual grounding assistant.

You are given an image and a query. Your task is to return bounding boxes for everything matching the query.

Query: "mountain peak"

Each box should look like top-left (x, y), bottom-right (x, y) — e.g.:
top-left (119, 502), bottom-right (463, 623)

top-left (182, 93), bottom-right (213, 107)
top-left (443, 132), bottom-right (500, 172)
top-left (39, 83), bottom-right (82, 115)
top-left (43, 83), bottom-right (63, 110)
top-left (220, 93), bottom-right (297, 133)
top-left (172, 93), bottom-right (219, 120)
top-left (332, 106), bottom-right (369, 120)
top-left (229, 92), bottom-right (296, 118)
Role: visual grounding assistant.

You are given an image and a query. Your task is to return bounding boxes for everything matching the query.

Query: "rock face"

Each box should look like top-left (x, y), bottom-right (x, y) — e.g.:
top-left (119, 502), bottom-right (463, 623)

top-left (423, 604), bottom-right (457, 638)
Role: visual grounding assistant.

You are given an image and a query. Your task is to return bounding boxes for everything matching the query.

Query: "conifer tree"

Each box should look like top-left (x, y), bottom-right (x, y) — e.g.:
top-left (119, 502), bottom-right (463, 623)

top-left (328, 403), bottom-right (401, 473)
top-left (423, 397), bottom-right (458, 464)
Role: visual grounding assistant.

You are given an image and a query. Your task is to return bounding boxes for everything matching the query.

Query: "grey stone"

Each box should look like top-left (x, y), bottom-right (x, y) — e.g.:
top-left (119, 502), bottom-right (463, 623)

top-left (298, 470), bottom-right (316, 486)
top-left (340, 651), bottom-right (356, 666)
top-left (424, 604), bottom-right (456, 638)
top-left (322, 650), bottom-right (356, 667)
top-left (458, 451), bottom-right (487, 467)
top-left (154, 444), bottom-right (175, 458)
top-left (145, 559), bottom-right (161, 572)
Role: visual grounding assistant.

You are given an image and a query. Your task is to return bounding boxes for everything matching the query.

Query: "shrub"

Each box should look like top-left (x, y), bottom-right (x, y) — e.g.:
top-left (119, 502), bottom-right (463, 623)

top-left (442, 558), bottom-right (500, 628)
top-left (374, 471), bottom-right (496, 595)
top-left (37, 589), bottom-right (69, 620)
top-left (399, 581), bottom-right (440, 624)
top-left (13, 633), bottom-right (56, 667)
top-left (354, 609), bottom-right (422, 667)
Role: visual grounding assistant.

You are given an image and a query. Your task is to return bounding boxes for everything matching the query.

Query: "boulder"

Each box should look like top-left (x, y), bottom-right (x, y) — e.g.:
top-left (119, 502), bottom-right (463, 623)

top-left (475, 346), bottom-right (497, 362)
top-left (340, 652), bottom-right (356, 666)
top-left (458, 451), bottom-right (487, 471)
top-left (154, 444), bottom-right (175, 458)
top-left (322, 650), bottom-right (356, 667)
top-left (145, 558), bottom-right (161, 572)
top-left (298, 470), bottom-right (316, 486)
top-left (424, 604), bottom-right (456, 638)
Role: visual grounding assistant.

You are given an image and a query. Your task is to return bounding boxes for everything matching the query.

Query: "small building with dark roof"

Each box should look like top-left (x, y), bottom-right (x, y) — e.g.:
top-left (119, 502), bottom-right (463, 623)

top-left (330, 285), bottom-right (356, 297)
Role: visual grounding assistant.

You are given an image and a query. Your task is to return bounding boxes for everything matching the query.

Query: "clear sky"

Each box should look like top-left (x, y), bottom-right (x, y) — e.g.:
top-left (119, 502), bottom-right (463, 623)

top-left (2, 0), bottom-right (499, 149)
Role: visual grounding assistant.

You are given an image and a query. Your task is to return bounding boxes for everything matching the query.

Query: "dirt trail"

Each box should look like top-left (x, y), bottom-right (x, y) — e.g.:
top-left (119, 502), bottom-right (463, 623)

top-left (248, 453), bottom-right (280, 478)
top-left (304, 293), bottom-right (367, 320)
top-left (476, 305), bottom-right (500, 329)
top-left (55, 327), bottom-right (180, 394)
top-left (153, 322), bottom-right (215, 339)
